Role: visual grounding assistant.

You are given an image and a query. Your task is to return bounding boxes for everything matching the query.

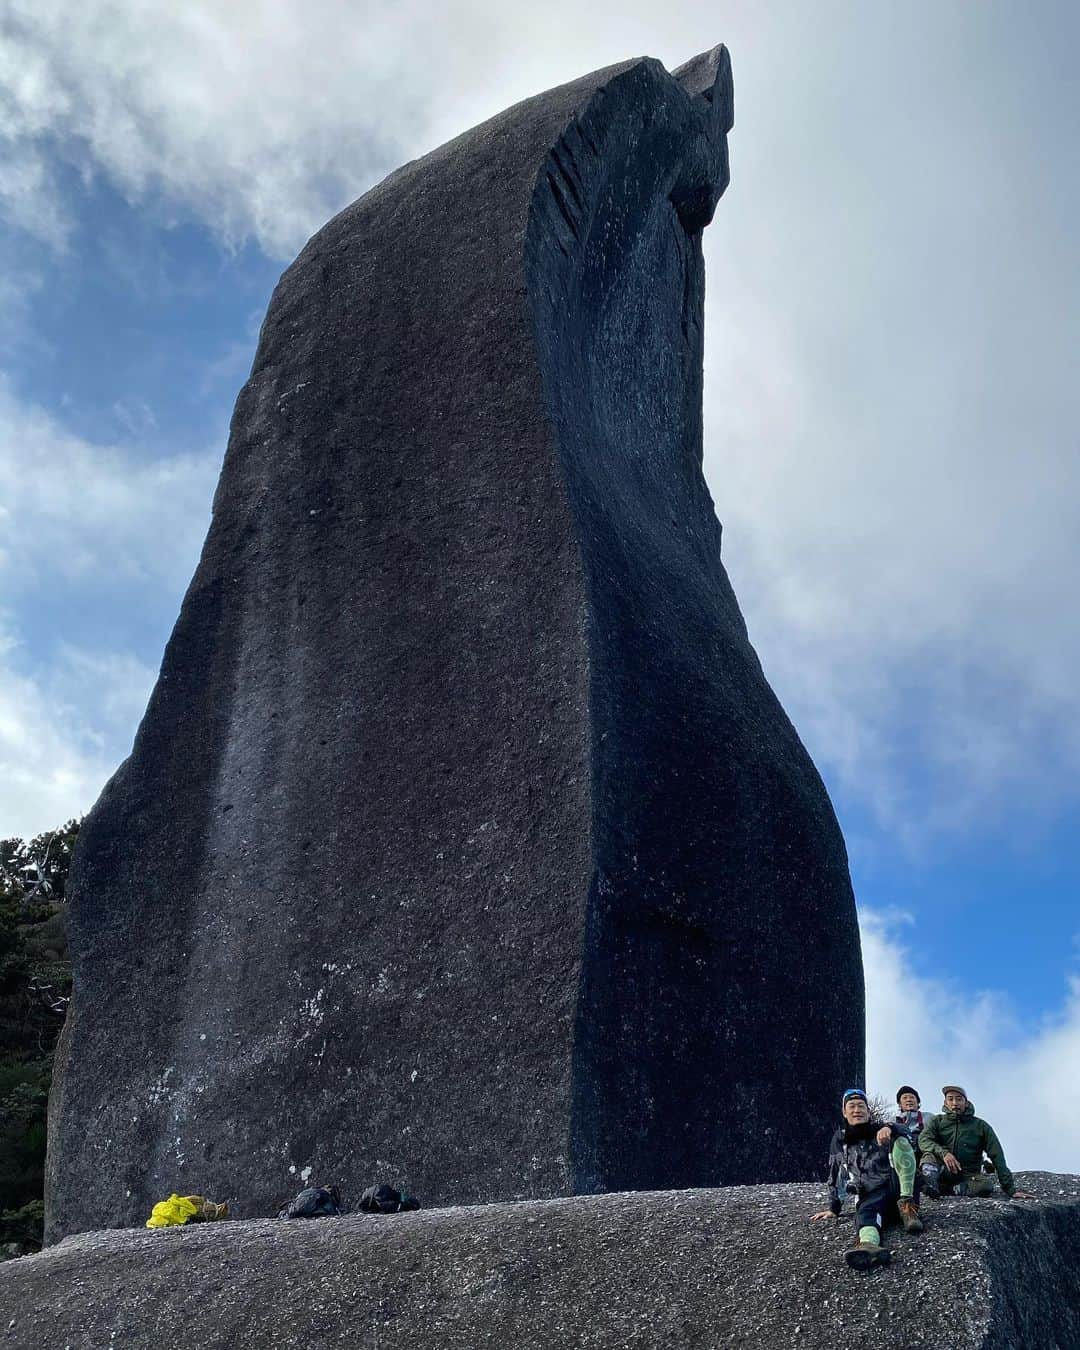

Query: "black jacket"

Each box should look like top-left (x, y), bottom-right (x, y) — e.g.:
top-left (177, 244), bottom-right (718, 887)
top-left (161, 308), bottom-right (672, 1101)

top-left (826, 1121), bottom-right (909, 1214)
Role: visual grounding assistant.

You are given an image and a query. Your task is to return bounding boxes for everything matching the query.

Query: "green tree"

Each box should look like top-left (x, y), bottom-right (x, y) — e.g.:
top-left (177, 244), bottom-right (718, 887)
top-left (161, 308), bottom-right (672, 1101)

top-left (0, 819), bottom-right (79, 1257)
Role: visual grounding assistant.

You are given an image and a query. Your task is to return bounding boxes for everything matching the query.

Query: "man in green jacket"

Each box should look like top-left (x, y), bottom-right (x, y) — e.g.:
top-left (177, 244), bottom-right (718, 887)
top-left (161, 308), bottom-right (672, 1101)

top-left (918, 1085), bottom-right (1034, 1200)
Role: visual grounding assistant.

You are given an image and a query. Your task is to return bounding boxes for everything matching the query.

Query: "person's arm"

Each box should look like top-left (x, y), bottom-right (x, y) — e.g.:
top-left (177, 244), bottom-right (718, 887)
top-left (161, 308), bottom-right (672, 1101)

top-left (982, 1122), bottom-right (1016, 1196)
top-left (827, 1134), bottom-right (842, 1214)
top-left (918, 1113), bottom-right (946, 1160)
top-left (812, 1134), bottom-right (843, 1219)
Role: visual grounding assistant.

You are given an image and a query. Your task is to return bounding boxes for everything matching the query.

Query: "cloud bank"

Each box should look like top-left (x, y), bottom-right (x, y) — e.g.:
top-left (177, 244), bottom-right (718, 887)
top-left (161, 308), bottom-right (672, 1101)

top-left (0, 376), bottom-right (217, 837)
top-left (0, 623), bottom-right (156, 840)
top-left (0, 376), bottom-right (217, 589)
top-left (863, 908), bottom-right (1080, 1174)
top-left (4, 2), bottom-right (1076, 849)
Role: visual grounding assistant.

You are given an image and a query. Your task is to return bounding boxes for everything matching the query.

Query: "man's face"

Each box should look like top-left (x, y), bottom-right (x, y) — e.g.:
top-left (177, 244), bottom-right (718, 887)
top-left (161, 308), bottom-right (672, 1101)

top-left (842, 1096), bottom-right (869, 1125)
top-left (944, 1090), bottom-right (968, 1112)
top-left (898, 1092), bottom-right (919, 1112)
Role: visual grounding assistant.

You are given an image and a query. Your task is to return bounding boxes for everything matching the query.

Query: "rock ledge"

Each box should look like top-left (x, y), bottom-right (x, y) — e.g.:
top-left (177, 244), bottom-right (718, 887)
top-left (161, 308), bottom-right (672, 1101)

top-left (4, 1173), bottom-right (1078, 1348)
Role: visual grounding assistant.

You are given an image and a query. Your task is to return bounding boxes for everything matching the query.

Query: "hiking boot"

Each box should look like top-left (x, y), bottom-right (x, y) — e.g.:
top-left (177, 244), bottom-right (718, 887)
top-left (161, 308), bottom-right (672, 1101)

top-left (898, 1199), bottom-right (924, 1234)
top-left (966, 1174), bottom-right (995, 1198)
top-left (844, 1242), bottom-right (891, 1271)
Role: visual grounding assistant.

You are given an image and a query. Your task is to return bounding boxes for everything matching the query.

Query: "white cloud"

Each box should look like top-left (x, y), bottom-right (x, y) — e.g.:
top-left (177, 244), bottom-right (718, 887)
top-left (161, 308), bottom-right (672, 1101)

top-left (697, 6), bottom-right (1080, 843)
top-left (863, 908), bottom-right (1080, 1173)
top-left (0, 1), bottom-right (770, 257)
top-left (0, 1), bottom-right (1076, 852)
top-left (704, 268), bottom-right (1080, 844)
top-left (0, 374), bottom-right (217, 588)
top-left (111, 395), bottom-right (158, 442)
top-left (49, 643), bottom-right (157, 739)
top-left (0, 375), bottom-right (216, 836)
top-left (2, 0), bottom-right (436, 255)
top-left (0, 621), bottom-right (155, 839)
top-left (0, 143), bottom-right (69, 248)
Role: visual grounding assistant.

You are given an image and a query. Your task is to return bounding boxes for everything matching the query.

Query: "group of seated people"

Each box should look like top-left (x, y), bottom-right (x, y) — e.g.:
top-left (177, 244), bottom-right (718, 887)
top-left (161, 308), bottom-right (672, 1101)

top-left (810, 1083), bottom-right (1035, 1270)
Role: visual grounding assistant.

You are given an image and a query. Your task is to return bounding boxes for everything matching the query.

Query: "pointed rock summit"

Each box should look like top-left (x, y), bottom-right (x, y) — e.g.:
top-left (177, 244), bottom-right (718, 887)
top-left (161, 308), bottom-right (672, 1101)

top-left (47, 46), bottom-right (863, 1241)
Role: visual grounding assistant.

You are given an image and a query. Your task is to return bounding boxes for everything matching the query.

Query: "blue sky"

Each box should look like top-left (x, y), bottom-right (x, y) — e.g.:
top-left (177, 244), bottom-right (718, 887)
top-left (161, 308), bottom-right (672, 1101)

top-left (1, 2), bottom-right (1077, 1168)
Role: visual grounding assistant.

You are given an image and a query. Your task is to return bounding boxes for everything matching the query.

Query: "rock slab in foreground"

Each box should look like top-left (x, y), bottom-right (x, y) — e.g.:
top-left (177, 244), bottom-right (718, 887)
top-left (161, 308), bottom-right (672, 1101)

top-left (5, 1175), bottom-right (1078, 1349)
top-left (48, 42), bottom-right (863, 1239)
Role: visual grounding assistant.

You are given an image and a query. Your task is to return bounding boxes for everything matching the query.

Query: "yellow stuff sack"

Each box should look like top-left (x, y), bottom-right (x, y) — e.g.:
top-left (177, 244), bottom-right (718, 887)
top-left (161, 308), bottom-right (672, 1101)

top-left (146, 1194), bottom-right (200, 1228)
top-left (145, 1194), bottom-right (227, 1228)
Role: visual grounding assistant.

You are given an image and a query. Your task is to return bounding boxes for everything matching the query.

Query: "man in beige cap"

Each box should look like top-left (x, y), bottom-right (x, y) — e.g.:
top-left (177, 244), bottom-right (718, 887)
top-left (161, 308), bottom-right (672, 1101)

top-left (918, 1085), bottom-right (1034, 1200)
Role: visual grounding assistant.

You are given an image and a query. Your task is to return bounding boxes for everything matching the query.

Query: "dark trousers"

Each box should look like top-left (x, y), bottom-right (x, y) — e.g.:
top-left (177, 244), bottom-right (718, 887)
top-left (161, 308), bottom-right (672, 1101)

top-left (854, 1168), bottom-right (922, 1236)
top-left (920, 1159), bottom-right (994, 1197)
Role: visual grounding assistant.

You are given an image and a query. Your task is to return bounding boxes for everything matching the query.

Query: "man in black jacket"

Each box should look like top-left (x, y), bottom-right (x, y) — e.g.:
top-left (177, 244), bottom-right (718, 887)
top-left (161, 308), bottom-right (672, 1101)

top-left (811, 1088), bottom-right (923, 1270)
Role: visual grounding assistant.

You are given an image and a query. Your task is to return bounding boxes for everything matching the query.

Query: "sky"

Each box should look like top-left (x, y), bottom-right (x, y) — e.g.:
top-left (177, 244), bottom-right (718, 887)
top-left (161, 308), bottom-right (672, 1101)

top-left (0, 2), bottom-right (1077, 1172)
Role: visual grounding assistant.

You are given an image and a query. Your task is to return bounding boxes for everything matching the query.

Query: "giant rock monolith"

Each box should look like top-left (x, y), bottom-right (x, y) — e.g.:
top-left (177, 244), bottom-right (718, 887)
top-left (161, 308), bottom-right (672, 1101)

top-left (46, 45), bottom-right (863, 1241)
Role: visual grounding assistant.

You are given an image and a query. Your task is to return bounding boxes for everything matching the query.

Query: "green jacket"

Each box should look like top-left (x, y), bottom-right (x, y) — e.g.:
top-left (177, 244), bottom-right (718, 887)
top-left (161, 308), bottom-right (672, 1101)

top-left (918, 1101), bottom-right (1015, 1195)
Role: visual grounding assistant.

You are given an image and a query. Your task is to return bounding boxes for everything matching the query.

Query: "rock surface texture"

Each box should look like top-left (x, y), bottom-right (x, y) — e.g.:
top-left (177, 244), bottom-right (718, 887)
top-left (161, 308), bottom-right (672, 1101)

top-left (47, 44), bottom-right (863, 1241)
top-left (10, 1177), bottom-right (1079, 1348)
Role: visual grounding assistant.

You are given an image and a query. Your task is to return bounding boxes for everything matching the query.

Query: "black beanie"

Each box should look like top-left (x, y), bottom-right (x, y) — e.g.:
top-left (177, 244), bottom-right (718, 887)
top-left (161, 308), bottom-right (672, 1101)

top-left (896, 1085), bottom-right (920, 1105)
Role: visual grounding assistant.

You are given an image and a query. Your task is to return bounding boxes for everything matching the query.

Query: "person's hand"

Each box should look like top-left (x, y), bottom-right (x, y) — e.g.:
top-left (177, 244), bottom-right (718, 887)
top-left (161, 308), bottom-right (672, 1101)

top-left (943, 1152), bottom-right (962, 1174)
top-left (1010, 1189), bottom-right (1036, 1200)
top-left (810, 1210), bottom-right (837, 1221)
top-left (876, 1126), bottom-right (893, 1146)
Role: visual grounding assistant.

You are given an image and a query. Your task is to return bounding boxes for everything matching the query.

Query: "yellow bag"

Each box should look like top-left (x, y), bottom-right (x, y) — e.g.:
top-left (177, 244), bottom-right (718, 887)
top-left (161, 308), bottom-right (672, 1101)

top-left (146, 1194), bottom-right (228, 1228)
top-left (146, 1194), bottom-right (199, 1228)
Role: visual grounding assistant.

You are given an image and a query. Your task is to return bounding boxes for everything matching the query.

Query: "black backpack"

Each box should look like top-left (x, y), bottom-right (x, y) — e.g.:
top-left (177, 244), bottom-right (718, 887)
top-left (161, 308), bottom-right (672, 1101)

top-left (358, 1184), bottom-right (420, 1214)
top-left (278, 1185), bottom-right (342, 1219)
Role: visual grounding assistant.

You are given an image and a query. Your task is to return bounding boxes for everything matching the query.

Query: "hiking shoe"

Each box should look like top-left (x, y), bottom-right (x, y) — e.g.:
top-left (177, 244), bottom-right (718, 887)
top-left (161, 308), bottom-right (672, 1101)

top-left (966, 1175), bottom-right (995, 1198)
top-left (844, 1242), bottom-right (891, 1271)
top-left (898, 1199), bottom-right (924, 1234)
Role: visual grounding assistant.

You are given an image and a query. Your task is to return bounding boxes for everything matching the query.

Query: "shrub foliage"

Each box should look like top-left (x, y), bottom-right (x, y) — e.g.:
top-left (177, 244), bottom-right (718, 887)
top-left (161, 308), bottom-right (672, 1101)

top-left (0, 820), bottom-right (78, 1257)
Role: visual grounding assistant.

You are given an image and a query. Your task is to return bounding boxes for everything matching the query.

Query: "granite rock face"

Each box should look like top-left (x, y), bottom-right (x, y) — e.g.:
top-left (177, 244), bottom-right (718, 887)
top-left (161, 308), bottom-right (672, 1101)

top-left (11, 1177), bottom-right (1080, 1348)
top-left (46, 45), bottom-right (863, 1241)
